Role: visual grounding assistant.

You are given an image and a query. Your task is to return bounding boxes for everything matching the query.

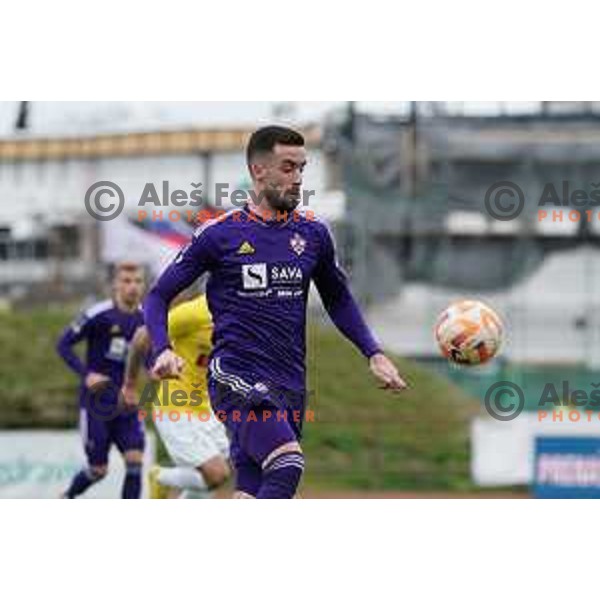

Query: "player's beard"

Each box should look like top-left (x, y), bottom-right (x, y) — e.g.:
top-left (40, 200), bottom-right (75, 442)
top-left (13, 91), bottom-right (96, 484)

top-left (264, 186), bottom-right (301, 213)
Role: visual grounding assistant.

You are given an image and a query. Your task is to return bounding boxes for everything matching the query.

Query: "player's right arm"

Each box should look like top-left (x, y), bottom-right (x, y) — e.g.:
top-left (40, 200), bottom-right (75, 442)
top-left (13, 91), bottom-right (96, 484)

top-left (56, 312), bottom-right (89, 377)
top-left (56, 309), bottom-right (108, 387)
top-left (144, 224), bottom-right (219, 378)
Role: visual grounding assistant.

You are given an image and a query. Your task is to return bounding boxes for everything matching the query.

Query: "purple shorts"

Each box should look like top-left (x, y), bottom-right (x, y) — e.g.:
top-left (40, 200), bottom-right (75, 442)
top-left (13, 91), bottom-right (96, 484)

top-left (79, 405), bottom-right (145, 466)
top-left (208, 377), bottom-right (305, 497)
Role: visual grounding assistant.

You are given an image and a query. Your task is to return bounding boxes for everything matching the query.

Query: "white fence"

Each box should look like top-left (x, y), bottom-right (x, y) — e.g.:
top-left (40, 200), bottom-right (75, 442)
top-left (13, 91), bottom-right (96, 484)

top-left (0, 430), bottom-right (155, 498)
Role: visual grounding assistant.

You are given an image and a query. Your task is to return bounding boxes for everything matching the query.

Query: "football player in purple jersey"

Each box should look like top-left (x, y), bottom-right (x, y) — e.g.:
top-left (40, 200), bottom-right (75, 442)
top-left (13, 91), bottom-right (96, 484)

top-left (58, 262), bottom-right (146, 498)
top-left (145, 126), bottom-right (407, 498)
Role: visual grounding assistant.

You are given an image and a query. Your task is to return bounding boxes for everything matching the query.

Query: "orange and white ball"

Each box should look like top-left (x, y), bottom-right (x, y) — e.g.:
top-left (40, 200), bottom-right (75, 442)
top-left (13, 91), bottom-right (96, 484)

top-left (434, 300), bottom-right (503, 366)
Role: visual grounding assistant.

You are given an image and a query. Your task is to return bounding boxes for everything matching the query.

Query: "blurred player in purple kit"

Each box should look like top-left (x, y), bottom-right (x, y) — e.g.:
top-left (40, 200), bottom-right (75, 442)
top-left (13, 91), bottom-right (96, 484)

top-left (57, 262), bottom-right (146, 498)
top-left (145, 126), bottom-right (407, 499)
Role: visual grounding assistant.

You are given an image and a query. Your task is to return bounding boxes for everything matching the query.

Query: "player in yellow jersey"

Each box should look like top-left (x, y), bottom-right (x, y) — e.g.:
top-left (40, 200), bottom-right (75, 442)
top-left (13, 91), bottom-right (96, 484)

top-left (123, 294), bottom-right (230, 498)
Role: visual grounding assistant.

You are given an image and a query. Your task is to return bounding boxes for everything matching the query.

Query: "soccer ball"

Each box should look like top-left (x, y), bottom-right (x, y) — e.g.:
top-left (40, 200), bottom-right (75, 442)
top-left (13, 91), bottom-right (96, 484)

top-left (434, 299), bottom-right (503, 366)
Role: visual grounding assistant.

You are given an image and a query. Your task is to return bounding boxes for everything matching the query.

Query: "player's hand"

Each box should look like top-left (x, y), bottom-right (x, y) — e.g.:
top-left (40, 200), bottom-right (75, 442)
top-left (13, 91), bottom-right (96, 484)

top-left (121, 380), bottom-right (139, 409)
top-left (151, 349), bottom-right (184, 380)
top-left (369, 353), bottom-right (408, 393)
top-left (85, 372), bottom-right (110, 389)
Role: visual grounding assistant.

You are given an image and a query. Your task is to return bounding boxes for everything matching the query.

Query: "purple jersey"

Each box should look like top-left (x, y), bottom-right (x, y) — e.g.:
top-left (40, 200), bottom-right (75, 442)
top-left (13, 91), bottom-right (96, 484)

top-left (57, 299), bottom-right (144, 398)
top-left (144, 205), bottom-right (380, 395)
top-left (57, 299), bottom-right (145, 466)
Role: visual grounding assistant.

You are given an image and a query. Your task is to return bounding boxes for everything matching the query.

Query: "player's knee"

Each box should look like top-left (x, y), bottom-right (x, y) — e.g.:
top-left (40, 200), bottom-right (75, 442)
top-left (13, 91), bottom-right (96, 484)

top-left (89, 465), bottom-right (108, 480)
top-left (262, 441), bottom-right (302, 466)
top-left (124, 450), bottom-right (144, 465)
top-left (200, 457), bottom-right (231, 488)
top-left (258, 448), bottom-right (304, 499)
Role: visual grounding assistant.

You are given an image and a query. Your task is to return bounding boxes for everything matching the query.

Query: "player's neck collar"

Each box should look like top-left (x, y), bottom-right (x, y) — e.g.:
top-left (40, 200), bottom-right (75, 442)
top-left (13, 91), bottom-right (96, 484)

top-left (113, 297), bottom-right (140, 314)
top-left (243, 202), bottom-right (294, 228)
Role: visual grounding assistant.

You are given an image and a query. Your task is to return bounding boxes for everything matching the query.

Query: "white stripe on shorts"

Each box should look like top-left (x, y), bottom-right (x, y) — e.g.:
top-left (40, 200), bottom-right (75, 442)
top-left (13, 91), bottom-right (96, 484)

top-left (210, 358), bottom-right (253, 395)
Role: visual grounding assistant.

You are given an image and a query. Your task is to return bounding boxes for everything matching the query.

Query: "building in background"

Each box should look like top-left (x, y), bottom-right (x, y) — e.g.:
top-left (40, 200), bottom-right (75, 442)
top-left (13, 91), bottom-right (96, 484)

top-left (2, 101), bottom-right (600, 366)
top-left (325, 101), bottom-right (600, 365)
top-left (0, 125), bottom-right (340, 302)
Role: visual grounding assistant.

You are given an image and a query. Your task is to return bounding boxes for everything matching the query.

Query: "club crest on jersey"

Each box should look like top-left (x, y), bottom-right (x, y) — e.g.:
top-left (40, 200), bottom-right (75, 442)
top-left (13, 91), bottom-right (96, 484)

top-left (290, 233), bottom-right (307, 256)
top-left (237, 241), bottom-right (256, 255)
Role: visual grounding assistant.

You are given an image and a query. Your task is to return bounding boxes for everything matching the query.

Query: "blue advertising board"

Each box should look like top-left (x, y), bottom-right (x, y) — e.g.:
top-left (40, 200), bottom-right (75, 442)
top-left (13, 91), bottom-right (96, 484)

top-left (534, 437), bottom-right (600, 498)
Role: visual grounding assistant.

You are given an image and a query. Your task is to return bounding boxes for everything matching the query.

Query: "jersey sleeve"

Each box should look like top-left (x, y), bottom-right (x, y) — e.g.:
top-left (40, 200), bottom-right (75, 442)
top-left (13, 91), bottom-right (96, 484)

top-left (144, 223), bottom-right (220, 358)
top-left (55, 309), bottom-right (95, 377)
top-left (312, 222), bottom-right (381, 359)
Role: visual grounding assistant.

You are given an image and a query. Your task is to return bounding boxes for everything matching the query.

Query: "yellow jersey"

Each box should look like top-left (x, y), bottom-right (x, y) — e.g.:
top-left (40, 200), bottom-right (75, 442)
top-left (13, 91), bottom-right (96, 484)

top-left (155, 295), bottom-right (213, 414)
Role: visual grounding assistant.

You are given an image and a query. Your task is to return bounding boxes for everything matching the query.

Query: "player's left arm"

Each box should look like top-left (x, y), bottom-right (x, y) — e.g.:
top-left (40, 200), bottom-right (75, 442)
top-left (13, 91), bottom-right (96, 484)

top-left (312, 223), bottom-right (407, 392)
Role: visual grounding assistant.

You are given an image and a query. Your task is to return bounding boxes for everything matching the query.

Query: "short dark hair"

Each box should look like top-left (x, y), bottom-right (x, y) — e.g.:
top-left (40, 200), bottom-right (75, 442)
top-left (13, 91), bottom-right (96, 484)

top-left (114, 261), bottom-right (143, 278)
top-left (246, 126), bottom-right (305, 170)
